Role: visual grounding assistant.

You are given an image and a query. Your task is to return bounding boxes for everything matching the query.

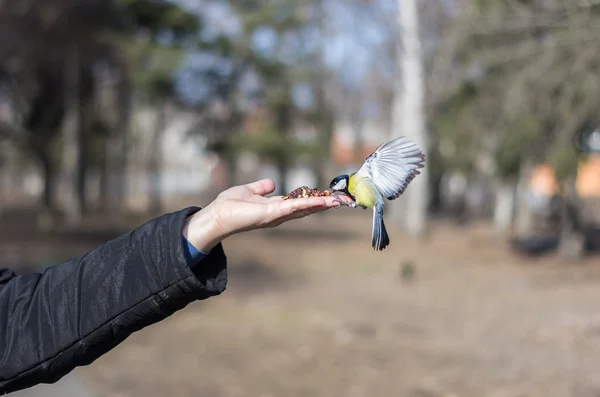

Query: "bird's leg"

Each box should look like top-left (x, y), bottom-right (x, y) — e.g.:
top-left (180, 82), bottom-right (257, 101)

top-left (330, 192), bottom-right (354, 208)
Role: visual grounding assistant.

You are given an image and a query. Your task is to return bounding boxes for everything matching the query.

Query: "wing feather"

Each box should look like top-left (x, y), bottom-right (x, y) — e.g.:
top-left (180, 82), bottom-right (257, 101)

top-left (356, 136), bottom-right (425, 200)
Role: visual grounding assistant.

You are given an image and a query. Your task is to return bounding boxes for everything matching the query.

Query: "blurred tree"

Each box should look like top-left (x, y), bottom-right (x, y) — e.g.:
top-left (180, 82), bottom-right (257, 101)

top-left (118, 0), bottom-right (201, 213)
top-left (180, 0), bottom-right (334, 195)
top-left (230, 0), bottom-right (314, 195)
top-left (549, 134), bottom-right (588, 260)
top-left (305, 0), bottom-right (337, 192)
top-left (332, 0), bottom-right (462, 229)
top-left (425, 0), bottom-right (600, 243)
top-left (391, 0), bottom-right (429, 237)
top-left (95, 53), bottom-right (132, 216)
top-left (176, 34), bottom-right (254, 190)
top-left (0, 0), bottom-right (202, 222)
top-left (491, 114), bottom-right (539, 233)
top-left (0, 0), bottom-right (105, 221)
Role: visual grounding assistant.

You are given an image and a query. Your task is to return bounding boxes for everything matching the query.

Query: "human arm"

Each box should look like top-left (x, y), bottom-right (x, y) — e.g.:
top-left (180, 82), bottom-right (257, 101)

top-left (0, 179), bottom-right (347, 394)
top-left (0, 207), bottom-right (226, 395)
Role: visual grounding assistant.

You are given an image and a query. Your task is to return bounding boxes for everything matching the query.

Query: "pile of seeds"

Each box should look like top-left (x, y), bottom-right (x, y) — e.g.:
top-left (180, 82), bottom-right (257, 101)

top-left (281, 186), bottom-right (331, 200)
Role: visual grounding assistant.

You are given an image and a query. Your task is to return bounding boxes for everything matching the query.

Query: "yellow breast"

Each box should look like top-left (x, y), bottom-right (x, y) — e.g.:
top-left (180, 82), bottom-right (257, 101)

top-left (348, 174), bottom-right (377, 208)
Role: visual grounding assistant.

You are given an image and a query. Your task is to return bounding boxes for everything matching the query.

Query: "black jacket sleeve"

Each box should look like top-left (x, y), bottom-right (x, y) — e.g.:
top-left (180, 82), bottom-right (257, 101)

top-left (0, 206), bottom-right (227, 395)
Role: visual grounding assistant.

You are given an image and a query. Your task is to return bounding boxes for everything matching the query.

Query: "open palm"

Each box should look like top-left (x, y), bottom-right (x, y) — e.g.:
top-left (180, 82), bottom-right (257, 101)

top-left (211, 179), bottom-right (351, 236)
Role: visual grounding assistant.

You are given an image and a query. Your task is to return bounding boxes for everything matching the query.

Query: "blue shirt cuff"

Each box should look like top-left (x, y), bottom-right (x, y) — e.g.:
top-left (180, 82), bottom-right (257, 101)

top-left (183, 235), bottom-right (211, 267)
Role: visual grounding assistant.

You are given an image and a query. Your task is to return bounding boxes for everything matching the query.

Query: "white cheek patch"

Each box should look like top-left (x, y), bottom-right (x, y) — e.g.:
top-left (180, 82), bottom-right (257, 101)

top-left (335, 181), bottom-right (347, 190)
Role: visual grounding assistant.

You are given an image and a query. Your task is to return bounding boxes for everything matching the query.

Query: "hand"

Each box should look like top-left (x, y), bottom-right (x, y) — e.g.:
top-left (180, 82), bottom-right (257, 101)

top-left (183, 179), bottom-right (352, 252)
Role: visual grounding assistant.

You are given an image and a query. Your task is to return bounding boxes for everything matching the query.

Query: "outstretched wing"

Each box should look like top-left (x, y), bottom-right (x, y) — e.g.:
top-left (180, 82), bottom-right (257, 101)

top-left (356, 136), bottom-right (425, 200)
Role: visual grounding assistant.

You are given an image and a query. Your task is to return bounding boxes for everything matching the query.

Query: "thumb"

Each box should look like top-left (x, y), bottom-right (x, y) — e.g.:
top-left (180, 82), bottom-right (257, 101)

top-left (245, 178), bottom-right (276, 196)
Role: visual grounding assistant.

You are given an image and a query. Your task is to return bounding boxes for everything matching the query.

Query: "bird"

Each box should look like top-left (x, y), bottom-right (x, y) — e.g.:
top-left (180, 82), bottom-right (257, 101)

top-left (327, 136), bottom-right (426, 251)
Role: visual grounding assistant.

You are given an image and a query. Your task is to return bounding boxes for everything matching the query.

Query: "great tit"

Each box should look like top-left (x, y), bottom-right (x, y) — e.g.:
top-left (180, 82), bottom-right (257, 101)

top-left (328, 136), bottom-right (426, 251)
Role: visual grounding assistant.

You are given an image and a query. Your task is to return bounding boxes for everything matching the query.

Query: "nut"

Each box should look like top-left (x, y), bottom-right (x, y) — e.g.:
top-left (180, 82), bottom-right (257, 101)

top-left (282, 186), bottom-right (331, 200)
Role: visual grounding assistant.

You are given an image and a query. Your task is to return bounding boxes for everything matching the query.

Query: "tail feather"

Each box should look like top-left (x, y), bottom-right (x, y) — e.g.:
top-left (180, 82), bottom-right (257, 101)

top-left (372, 201), bottom-right (390, 251)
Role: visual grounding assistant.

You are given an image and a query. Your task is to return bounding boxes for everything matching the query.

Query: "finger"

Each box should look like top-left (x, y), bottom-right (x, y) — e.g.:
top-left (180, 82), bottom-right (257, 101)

top-left (293, 209), bottom-right (313, 219)
top-left (277, 207), bottom-right (320, 224)
top-left (285, 196), bottom-right (329, 214)
top-left (267, 195), bottom-right (326, 204)
top-left (266, 199), bottom-right (332, 227)
top-left (293, 203), bottom-right (332, 219)
top-left (267, 195), bottom-right (323, 206)
top-left (245, 178), bottom-right (276, 196)
top-left (265, 196), bottom-right (319, 220)
top-left (268, 195), bottom-right (349, 207)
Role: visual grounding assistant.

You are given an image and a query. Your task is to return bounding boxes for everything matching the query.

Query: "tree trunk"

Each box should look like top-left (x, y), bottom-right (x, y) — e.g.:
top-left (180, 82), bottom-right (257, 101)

top-left (61, 43), bottom-right (83, 226)
top-left (275, 101), bottom-right (292, 196)
top-left (98, 141), bottom-right (108, 213)
top-left (312, 84), bottom-right (335, 193)
top-left (224, 151), bottom-right (237, 188)
top-left (0, 167), bottom-right (6, 216)
top-left (207, 141), bottom-right (237, 193)
top-left (429, 171), bottom-right (444, 215)
top-left (393, 0), bottom-right (429, 237)
top-left (313, 5), bottom-right (336, 193)
top-left (95, 64), bottom-right (111, 214)
top-left (35, 150), bottom-right (57, 232)
top-left (77, 96), bottom-right (91, 215)
top-left (40, 152), bottom-right (54, 210)
top-left (148, 109), bottom-right (165, 213)
top-left (148, 102), bottom-right (167, 214)
top-left (311, 155), bottom-right (326, 192)
top-left (352, 117), bottom-right (365, 165)
top-left (514, 161), bottom-right (536, 236)
top-left (0, 146), bottom-right (11, 209)
top-left (276, 155), bottom-right (289, 196)
top-left (104, 134), bottom-right (125, 215)
top-left (494, 180), bottom-right (517, 234)
top-left (558, 180), bottom-right (585, 261)
top-left (105, 63), bottom-right (131, 216)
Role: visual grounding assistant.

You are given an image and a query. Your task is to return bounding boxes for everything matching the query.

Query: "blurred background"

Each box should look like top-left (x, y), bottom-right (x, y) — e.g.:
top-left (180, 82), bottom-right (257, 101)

top-left (2, 0), bottom-right (600, 396)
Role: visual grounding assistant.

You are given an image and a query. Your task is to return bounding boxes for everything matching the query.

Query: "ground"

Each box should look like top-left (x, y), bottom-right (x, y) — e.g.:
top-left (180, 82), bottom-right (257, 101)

top-left (4, 207), bottom-right (600, 397)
